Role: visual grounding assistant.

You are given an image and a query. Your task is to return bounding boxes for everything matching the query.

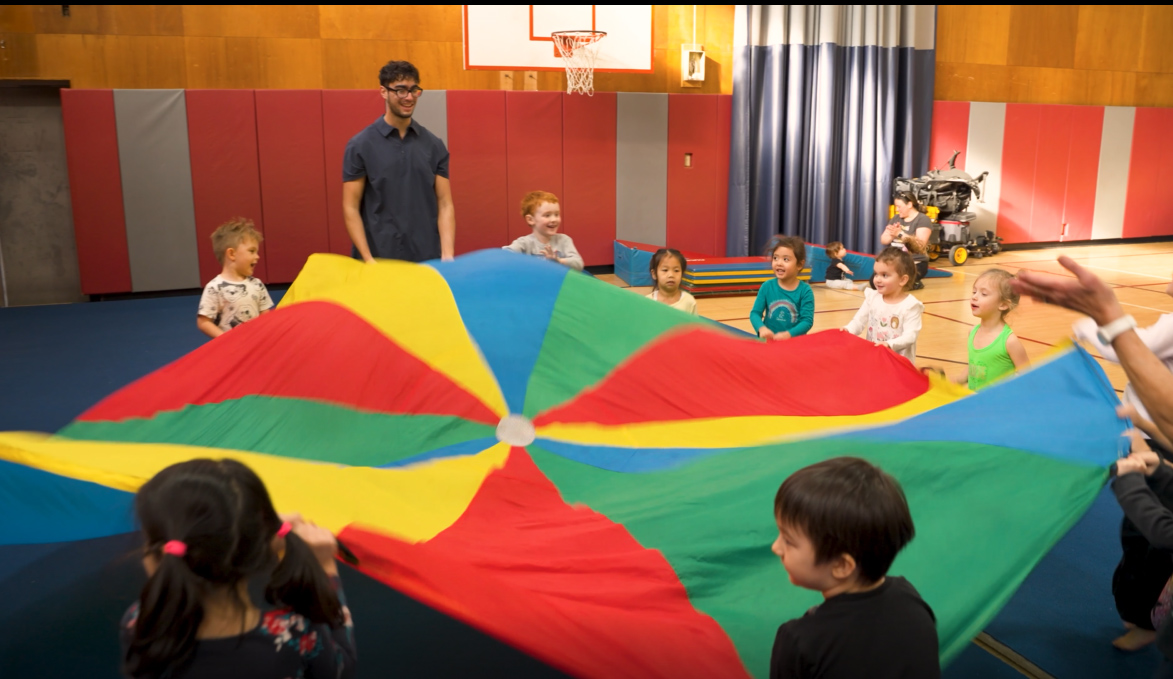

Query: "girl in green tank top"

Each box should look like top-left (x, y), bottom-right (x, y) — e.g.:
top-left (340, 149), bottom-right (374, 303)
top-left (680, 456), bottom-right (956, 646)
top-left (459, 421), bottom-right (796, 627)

top-left (963, 270), bottom-right (1030, 390)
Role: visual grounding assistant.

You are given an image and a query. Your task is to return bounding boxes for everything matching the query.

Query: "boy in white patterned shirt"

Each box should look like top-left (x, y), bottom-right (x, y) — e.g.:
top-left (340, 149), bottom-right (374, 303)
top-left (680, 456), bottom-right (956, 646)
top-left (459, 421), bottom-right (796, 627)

top-left (197, 218), bottom-right (274, 339)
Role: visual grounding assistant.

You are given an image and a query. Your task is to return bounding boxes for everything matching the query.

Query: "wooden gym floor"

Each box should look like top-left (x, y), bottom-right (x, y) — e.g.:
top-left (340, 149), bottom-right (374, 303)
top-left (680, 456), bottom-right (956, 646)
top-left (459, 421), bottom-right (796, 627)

top-left (598, 241), bottom-right (1173, 394)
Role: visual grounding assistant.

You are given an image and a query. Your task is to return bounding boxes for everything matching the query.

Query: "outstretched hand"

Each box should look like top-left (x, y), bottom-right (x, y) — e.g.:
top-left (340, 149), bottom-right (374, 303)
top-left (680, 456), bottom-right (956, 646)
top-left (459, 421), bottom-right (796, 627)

top-left (1010, 256), bottom-right (1125, 325)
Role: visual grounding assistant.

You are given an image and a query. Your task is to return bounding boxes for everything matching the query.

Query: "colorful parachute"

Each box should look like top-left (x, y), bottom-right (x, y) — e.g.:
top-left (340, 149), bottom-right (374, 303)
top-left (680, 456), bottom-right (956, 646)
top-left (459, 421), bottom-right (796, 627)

top-left (0, 251), bottom-right (1124, 678)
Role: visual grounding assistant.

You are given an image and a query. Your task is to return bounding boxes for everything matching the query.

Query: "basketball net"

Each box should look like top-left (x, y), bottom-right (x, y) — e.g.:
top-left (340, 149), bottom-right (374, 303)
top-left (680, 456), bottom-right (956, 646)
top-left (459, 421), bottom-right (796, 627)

top-left (552, 30), bottom-right (606, 96)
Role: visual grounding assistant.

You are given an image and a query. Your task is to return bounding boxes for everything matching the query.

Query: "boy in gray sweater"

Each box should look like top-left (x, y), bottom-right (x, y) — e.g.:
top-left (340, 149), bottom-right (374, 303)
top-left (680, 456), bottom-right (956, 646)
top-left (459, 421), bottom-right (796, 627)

top-left (503, 191), bottom-right (584, 271)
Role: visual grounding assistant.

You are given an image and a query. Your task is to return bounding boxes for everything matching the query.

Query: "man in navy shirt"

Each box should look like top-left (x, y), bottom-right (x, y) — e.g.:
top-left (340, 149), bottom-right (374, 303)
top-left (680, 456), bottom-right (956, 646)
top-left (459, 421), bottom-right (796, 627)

top-left (342, 60), bottom-right (455, 262)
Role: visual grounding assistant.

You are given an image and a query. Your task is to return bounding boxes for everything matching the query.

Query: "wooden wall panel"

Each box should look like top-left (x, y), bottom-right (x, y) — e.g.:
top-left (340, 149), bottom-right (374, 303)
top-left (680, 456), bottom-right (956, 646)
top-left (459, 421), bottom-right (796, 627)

top-left (1139, 6), bottom-right (1173, 74)
top-left (0, 5), bottom-right (734, 94)
top-left (938, 5), bottom-right (1173, 107)
top-left (1007, 6), bottom-right (1079, 70)
top-left (180, 6), bottom-right (320, 39)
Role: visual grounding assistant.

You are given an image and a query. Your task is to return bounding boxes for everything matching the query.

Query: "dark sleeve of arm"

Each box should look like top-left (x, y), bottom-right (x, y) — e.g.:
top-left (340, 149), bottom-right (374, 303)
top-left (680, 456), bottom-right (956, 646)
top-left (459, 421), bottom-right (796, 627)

top-left (790, 284), bottom-right (815, 336)
top-left (306, 576), bottom-right (358, 679)
top-left (1148, 464), bottom-right (1173, 512)
top-left (342, 139), bottom-right (365, 182)
top-left (434, 139), bottom-right (450, 179)
top-left (1113, 472), bottom-right (1173, 550)
top-left (770, 624), bottom-right (807, 679)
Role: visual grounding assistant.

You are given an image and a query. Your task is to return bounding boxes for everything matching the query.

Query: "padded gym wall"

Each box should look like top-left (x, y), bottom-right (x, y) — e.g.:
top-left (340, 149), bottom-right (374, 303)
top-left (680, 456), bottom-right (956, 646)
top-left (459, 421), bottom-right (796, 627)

top-left (505, 92), bottom-right (563, 243)
top-left (63, 88), bottom-right (734, 294)
top-left (185, 90), bottom-right (266, 284)
top-left (1123, 108), bottom-right (1173, 239)
top-left (255, 90), bottom-right (331, 282)
top-left (616, 93), bottom-right (668, 247)
top-left (113, 89), bottom-right (200, 292)
top-left (59, 90), bottom-right (131, 295)
top-left (562, 92), bottom-right (617, 267)
top-left (667, 94), bottom-right (725, 256)
top-left (447, 90), bottom-right (510, 254)
top-left (321, 90), bottom-right (385, 256)
top-left (927, 100), bottom-right (1173, 243)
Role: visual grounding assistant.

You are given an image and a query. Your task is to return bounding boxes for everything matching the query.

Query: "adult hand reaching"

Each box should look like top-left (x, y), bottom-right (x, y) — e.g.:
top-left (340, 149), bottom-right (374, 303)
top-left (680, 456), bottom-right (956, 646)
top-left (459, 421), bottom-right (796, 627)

top-left (1010, 255), bottom-right (1125, 325)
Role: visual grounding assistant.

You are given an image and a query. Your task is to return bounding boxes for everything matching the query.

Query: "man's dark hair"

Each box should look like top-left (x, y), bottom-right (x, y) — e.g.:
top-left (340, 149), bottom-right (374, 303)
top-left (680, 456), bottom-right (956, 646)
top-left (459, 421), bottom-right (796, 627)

top-left (380, 60), bottom-right (420, 87)
top-left (774, 457), bottom-right (915, 584)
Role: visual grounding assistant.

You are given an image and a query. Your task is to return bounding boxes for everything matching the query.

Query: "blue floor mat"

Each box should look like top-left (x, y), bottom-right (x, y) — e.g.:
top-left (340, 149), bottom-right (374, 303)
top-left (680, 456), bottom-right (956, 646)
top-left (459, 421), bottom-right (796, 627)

top-left (0, 294), bottom-right (1161, 677)
top-left (980, 487), bottom-right (1163, 678)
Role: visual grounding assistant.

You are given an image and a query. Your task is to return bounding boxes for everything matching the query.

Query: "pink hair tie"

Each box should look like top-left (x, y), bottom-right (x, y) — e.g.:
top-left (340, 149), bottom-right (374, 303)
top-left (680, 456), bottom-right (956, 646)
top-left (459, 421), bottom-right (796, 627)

top-left (162, 540), bottom-right (187, 557)
top-left (276, 521), bottom-right (292, 538)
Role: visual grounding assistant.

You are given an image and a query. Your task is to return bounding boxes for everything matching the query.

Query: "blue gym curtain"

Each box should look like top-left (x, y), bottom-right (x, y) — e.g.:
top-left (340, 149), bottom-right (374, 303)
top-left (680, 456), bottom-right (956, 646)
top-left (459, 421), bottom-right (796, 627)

top-left (727, 5), bottom-right (936, 256)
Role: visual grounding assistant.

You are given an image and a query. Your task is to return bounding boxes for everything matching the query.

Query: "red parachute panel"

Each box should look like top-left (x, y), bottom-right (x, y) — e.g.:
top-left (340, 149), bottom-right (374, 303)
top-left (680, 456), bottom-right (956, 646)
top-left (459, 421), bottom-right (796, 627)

top-left (342, 448), bottom-right (749, 679)
top-left (79, 301), bottom-right (498, 425)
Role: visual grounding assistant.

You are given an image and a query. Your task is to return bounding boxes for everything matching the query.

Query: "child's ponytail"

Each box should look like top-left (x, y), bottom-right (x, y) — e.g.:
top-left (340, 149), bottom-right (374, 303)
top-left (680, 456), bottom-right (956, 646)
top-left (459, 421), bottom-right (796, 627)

top-left (125, 545), bottom-right (207, 678)
top-left (125, 460), bottom-right (248, 678)
top-left (266, 528), bottom-right (344, 626)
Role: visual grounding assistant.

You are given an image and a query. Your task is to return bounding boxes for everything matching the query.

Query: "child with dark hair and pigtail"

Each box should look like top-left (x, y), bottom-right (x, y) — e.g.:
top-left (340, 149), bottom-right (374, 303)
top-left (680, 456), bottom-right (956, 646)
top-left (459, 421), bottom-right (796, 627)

top-left (121, 458), bottom-right (356, 679)
top-left (646, 248), bottom-right (698, 314)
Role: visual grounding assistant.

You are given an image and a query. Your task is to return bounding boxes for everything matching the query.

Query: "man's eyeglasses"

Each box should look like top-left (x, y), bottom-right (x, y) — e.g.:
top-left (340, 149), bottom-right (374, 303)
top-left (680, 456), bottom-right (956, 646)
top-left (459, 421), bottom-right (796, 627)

top-left (383, 85), bottom-right (424, 99)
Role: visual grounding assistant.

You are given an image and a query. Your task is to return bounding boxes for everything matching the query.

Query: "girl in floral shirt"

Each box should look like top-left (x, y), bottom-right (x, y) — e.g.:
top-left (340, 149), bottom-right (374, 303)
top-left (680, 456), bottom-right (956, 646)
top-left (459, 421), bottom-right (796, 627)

top-left (120, 459), bottom-right (356, 679)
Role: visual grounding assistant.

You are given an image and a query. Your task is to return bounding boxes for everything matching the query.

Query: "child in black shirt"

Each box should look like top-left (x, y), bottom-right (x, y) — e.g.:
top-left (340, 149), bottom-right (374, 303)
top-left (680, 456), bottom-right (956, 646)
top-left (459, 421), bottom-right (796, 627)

top-left (769, 457), bottom-right (939, 679)
top-left (823, 241), bottom-right (862, 291)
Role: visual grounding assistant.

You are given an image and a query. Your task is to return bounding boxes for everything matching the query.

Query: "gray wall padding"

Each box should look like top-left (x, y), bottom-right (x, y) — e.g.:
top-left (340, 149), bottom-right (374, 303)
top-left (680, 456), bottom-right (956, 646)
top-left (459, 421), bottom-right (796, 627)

top-left (616, 93), bottom-right (668, 245)
top-left (114, 89), bottom-right (200, 292)
top-left (413, 90), bottom-right (448, 148)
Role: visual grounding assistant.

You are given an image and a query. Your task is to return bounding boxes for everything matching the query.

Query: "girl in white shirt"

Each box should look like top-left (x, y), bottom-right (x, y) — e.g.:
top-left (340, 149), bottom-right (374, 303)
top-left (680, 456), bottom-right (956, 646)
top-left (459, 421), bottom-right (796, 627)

top-left (843, 247), bottom-right (924, 363)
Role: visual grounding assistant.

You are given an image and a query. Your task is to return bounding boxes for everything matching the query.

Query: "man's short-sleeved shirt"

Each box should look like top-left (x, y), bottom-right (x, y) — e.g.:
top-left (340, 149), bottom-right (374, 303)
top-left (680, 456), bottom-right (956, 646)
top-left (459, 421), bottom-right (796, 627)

top-left (342, 117), bottom-right (449, 262)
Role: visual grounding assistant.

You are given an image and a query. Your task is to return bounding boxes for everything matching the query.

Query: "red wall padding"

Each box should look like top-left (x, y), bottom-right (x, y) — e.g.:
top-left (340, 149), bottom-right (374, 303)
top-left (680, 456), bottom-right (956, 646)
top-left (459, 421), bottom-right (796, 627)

top-left (60, 90), bottom-right (131, 295)
top-left (997, 104), bottom-right (1104, 244)
top-left (1123, 107), bottom-right (1173, 239)
top-left (667, 94), bottom-right (721, 255)
top-left (929, 101), bottom-right (970, 171)
top-left (1030, 105), bottom-right (1072, 243)
top-left (505, 92), bottom-right (564, 243)
top-left (715, 95), bottom-right (732, 255)
top-left (186, 90), bottom-right (267, 284)
top-left (321, 90), bottom-right (384, 256)
top-left (563, 92), bottom-right (617, 266)
top-left (997, 105), bottom-right (1042, 244)
top-left (1060, 106), bottom-right (1104, 242)
top-left (254, 91), bottom-right (331, 283)
top-left (447, 91), bottom-right (510, 254)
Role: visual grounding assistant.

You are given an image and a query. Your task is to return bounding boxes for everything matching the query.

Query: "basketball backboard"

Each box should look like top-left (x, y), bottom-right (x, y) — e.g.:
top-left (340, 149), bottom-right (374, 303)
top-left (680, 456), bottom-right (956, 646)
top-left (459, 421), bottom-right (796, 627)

top-left (463, 5), bottom-right (654, 73)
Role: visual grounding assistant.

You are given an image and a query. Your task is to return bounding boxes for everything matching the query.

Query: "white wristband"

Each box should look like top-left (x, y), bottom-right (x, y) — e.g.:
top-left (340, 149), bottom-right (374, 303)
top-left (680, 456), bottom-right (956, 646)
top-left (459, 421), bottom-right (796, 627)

top-left (1097, 315), bottom-right (1137, 344)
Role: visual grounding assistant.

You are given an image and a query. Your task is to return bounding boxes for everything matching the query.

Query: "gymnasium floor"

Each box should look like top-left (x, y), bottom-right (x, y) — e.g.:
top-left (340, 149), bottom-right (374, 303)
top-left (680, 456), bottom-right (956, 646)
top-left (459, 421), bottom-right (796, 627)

top-left (1, 241), bottom-right (1169, 678)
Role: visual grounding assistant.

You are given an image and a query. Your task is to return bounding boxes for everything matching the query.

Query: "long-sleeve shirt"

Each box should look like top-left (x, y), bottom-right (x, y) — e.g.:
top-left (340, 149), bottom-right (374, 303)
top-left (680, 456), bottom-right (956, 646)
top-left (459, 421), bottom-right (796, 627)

top-left (1113, 464), bottom-right (1173, 551)
top-left (1074, 314), bottom-right (1173, 426)
top-left (502, 233), bottom-right (584, 270)
top-left (843, 288), bottom-right (924, 362)
top-left (750, 280), bottom-right (815, 336)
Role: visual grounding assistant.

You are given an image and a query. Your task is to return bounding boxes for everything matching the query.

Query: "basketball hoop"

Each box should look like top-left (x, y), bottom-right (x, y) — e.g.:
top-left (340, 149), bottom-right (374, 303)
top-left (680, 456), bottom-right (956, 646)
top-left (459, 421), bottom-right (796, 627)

top-left (552, 30), bottom-right (606, 96)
